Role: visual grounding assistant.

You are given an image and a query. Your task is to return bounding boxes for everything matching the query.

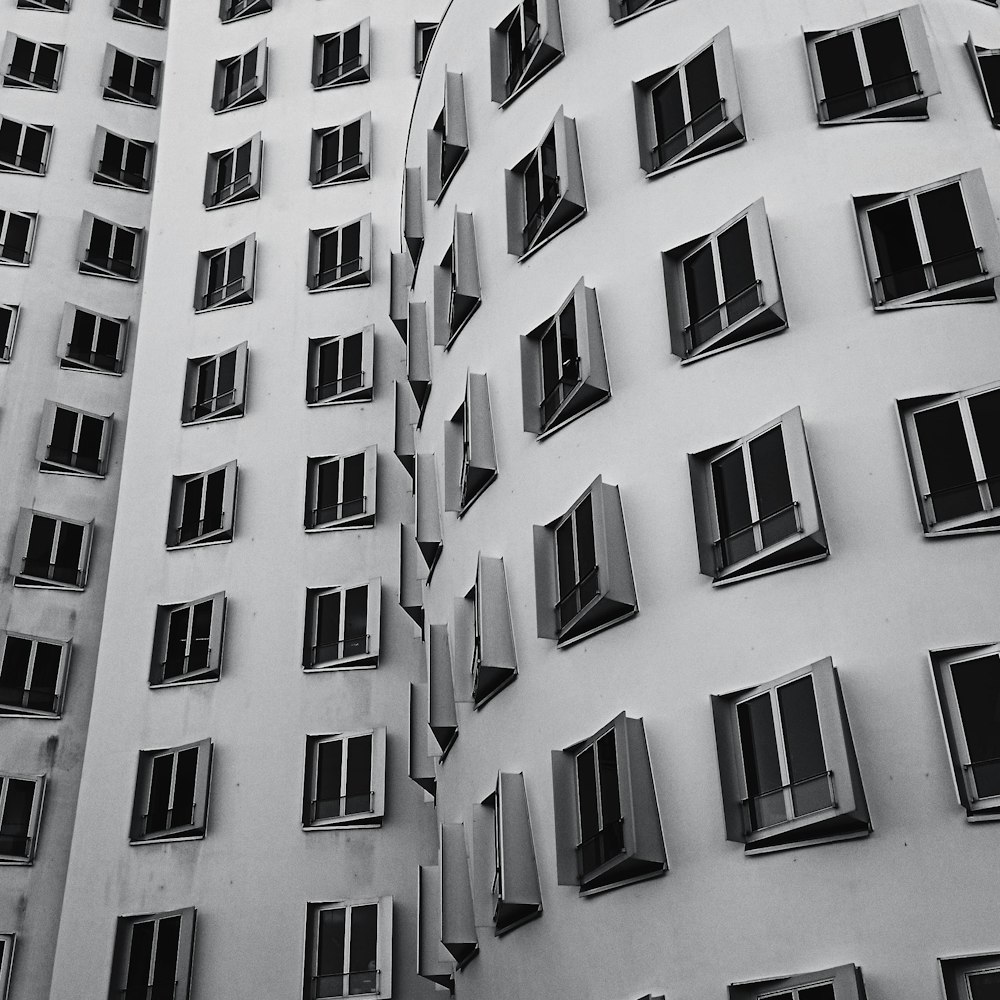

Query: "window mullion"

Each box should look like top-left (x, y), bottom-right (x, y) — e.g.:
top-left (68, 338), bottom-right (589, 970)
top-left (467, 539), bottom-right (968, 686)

top-left (742, 439), bottom-right (765, 553)
top-left (23, 641), bottom-right (37, 692)
top-left (909, 194), bottom-right (932, 272)
top-left (48, 520), bottom-right (62, 566)
top-left (959, 397), bottom-right (990, 510)
top-left (854, 28), bottom-right (874, 86)
top-left (146, 919), bottom-right (161, 989)
top-left (338, 591), bottom-right (348, 644)
top-left (339, 736), bottom-right (350, 801)
top-left (343, 906), bottom-right (354, 986)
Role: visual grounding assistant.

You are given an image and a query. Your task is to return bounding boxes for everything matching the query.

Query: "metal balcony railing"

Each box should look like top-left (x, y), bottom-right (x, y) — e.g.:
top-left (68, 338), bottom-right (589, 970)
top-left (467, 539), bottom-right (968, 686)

top-left (712, 500), bottom-right (801, 573)
top-left (161, 645), bottom-right (211, 680)
top-left (505, 22), bottom-right (541, 97)
top-left (189, 387), bottom-right (237, 421)
top-left (539, 357), bottom-right (581, 426)
top-left (0, 151), bottom-right (43, 174)
top-left (309, 496), bottom-right (367, 529)
top-left (875, 247), bottom-right (986, 304)
top-left (310, 634), bottom-right (370, 665)
top-left (142, 802), bottom-right (196, 837)
top-left (575, 816), bottom-right (625, 877)
top-left (65, 342), bottom-right (119, 372)
top-left (683, 279), bottom-right (763, 355)
top-left (309, 789), bottom-right (374, 823)
top-left (0, 241), bottom-right (30, 264)
top-left (555, 565), bottom-right (601, 632)
top-left (0, 832), bottom-right (32, 858)
top-left (221, 75), bottom-right (259, 109)
top-left (97, 160), bottom-right (147, 189)
top-left (651, 98), bottom-right (727, 169)
top-left (317, 53), bottom-right (363, 87)
top-left (172, 513), bottom-right (225, 546)
top-left (964, 757), bottom-right (1000, 801)
top-left (310, 370), bottom-right (365, 403)
top-left (107, 78), bottom-right (156, 106)
top-left (20, 557), bottom-right (83, 587)
top-left (313, 257), bottom-right (362, 289)
top-left (820, 70), bottom-right (921, 121)
top-left (211, 171), bottom-right (253, 206)
top-left (46, 444), bottom-right (102, 474)
top-left (741, 770), bottom-right (836, 834)
top-left (311, 968), bottom-right (379, 999)
top-left (0, 685), bottom-right (58, 713)
top-left (315, 151), bottom-right (363, 184)
top-left (117, 981), bottom-right (177, 1000)
top-left (6, 63), bottom-right (56, 89)
top-left (202, 275), bottom-right (245, 309)
top-left (923, 474), bottom-right (999, 525)
top-left (522, 174), bottom-right (560, 250)
top-left (84, 249), bottom-right (136, 279)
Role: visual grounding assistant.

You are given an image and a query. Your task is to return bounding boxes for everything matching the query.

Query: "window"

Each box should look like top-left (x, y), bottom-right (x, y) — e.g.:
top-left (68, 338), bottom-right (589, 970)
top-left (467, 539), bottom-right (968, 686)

top-left (0, 631), bottom-right (68, 717)
top-left (804, 7), bottom-right (938, 124)
top-left (663, 197), bottom-right (786, 361)
top-left (967, 34), bottom-right (1000, 128)
top-left (150, 593), bottom-right (226, 687)
top-left (220, 0), bottom-right (270, 24)
top-left (712, 657), bottom-right (870, 854)
top-left (194, 233), bottom-right (256, 311)
top-left (0, 774), bottom-right (43, 863)
top-left (897, 380), bottom-right (1000, 535)
top-left (632, 27), bottom-right (744, 176)
top-left (2, 36), bottom-right (63, 91)
top-left (109, 909), bottom-right (196, 1000)
top-left (854, 169), bottom-right (1000, 309)
top-left (307, 326), bottom-right (373, 405)
top-left (93, 128), bottom-right (154, 192)
top-left (426, 71), bottom-right (469, 202)
top-left (11, 508), bottom-right (93, 590)
top-left (103, 46), bottom-right (161, 107)
top-left (415, 453), bottom-right (442, 575)
top-left (520, 278), bottom-right (609, 436)
top-left (305, 447), bottom-right (376, 531)
top-left (0, 116), bottom-right (51, 176)
top-left (930, 644), bottom-right (1000, 819)
top-left (313, 20), bottom-right (370, 89)
top-left (312, 114), bottom-right (370, 187)
top-left (940, 953), bottom-right (1000, 1000)
top-left (130, 740), bottom-right (212, 842)
top-left (688, 406), bottom-right (828, 584)
top-left (303, 580), bottom-right (380, 670)
top-left (1, 304), bottom-right (19, 363)
top-left (182, 343), bottom-right (248, 424)
top-left (433, 211), bottom-right (481, 347)
top-left (414, 22), bottom-right (437, 76)
top-left (0, 210), bottom-right (37, 266)
top-left (203, 133), bottom-right (261, 209)
top-left (36, 400), bottom-right (112, 477)
top-left (303, 729), bottom-right (385, 829)
top-left (489, 0), bottom-right (563, 105)
top-left (166, 461), bottom-right (238, 549)
top-left (59, 304), bottom-right (128, 375)
top-left (78, 212), bottom-right (144, 281)
top-left (551, 712), bottom-right (666, 894)
top-left (113, 0), bottom-right (168, 28)
top-left (609, 0), bottom-right (673, 22)
top-left (729, 964), bottom-right (867, 1000)
top-left (444, 373), bottom-right (497, 514)
top-left (17, 0), bottom-right (68, 10)
top-left (505, 107), bottom-right (585, 259)
top-left (304, 898), bottom-right (390, 1000)
top-left (308, 216), bottom-right (371, 291)
top-left (0, 936), bottom-right (12, 998)
top-left (212, 40), bottom-right (267, 113)
top-left (533, 476), bottom-right (637, 646)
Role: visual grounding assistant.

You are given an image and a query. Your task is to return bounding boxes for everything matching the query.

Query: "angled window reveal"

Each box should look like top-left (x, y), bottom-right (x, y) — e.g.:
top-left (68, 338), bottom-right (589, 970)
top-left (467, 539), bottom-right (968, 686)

top-left (60, 304), bottom-right (128, 375)
top-left (609, 0), bottom-right (674, 22)
top-left (407, 303), bottom-right (432, 417)
top-left (390, 252), bottom-right (413, 340)
top-left (712, 658), bottom-right (870, 854)
top-left (194, 234), bottom-right (256, 312)
top-left (427, 71), bottom-right (469, 203)
top-left (433, 212), bottom-right (481, 348)
top-left (415, 453), bottom-right (442, 575)
top-left (307, 326), bottom-right (373, 406)
top-left (489, 0), bottom-right (564, 105)
top-left (399, 526), bottom-right (426, 630)
top-left (304, 729), bottom-right (385, 830)
top-left (439, 823), bottom-right (478, 968)
top-left (0, 631), bottom-right (69, 717)
top-left (165, 461), bottom-right (238, 549)
top-left (534, 476), bottom-right (637, 646)
top-left (940, 953), bottom-right (1000, 1000)
top-left (1, 304), bottom-right (19, 364)
top-left (312, 114), bottom-right (370, 187)
top-left (113, 0), bottom-right (168, 28)
top-left (415, 22), bottom-right (438, 77)
top-left (804, 7), bottom-right (937, 124)
top-left (103, 45), bottom-right (161, 107)
top-left (220, 0), bottom-right (269, 23)
top-left (967, 34), bottom-right (1000, 128)
top-left (305, 446), bottom-right (376, 531)
top-left (689, 407), bottom-right (827, 585)
top-left (0, 774), bottom-right (44, 863)
top-left (11, 508), bottom-right (93, 590)
top-left (427, 624), bottom-right (458, 758)
top-left (0, 210), bottom-right (37, 267)
top-left (520, 278), bottom-right (609, 437)
top-left (854, 169), bottom-right (1000, 309)
top-left (303, 580), bottom-right (380, 670)
top-left (36, 400), bottom-right (112, 477)
top-left (130, 741), bottom-right (212, 843)
top-left (408, 682), bottom-right (436, 795)
top-left (394, 380), bottom-right (418, 479)
top-left (404, 167), bottom-right (425, 269)
top-left (417, 865), bottom-right (452, 991)
top-left (444, 372), bottom-right (497, 514)
top-left (93, 128), bottom-right (154, 192)
top-left (150, 593), bottom-right (226, 687)
top-left (109, 909), bottom-right (196, 1000)
top-left (897, 380), bottom-right (1000, 535)
top-left (204, 133), bottom-right (262, 209)
top-left (2, 36), bottom-right (63, 91)
top-left (314, 19), bottom-right (370, 90)
top-left (663, 197), bottom-right (786, 362)
top-left (182, 342), bottom-right (249, 425)
top-left (632, 27), bottom-right (744, 176)
top-left (0, 116), bottom-right (51, 176)
top-left (308, 215), bottom-right (371, 291)
top-left (551, 712), bottom-right (666, 894)
top-left (212, 40), bottom-right (268, 113)
top-left (78, 212), bottom-right (144, 282)
top-left (304, 898), bottom-right (391, 1000)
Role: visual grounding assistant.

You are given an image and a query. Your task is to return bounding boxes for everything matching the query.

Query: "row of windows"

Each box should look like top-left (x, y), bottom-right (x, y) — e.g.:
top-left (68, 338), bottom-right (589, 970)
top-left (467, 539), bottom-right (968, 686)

top-left (15, 0), bottom-right (167, 26)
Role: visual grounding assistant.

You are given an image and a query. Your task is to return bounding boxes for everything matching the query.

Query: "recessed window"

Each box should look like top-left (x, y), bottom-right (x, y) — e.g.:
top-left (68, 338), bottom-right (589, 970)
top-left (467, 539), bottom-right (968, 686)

top-left (11, 508), bottom-right (93, 590)
top-left (0, 631), bottom-right (68, 718)
top-left (551, 712), bottom-right (666, 894)
top-left (307, 326), bottom-right (373, 406)
top-left (194, 234), bottom-right (256, 312)
top-left (804, 6), bottom-right (938, 124)
top-left (414, 22), bottom-right (437, 76)
top-left (0, 116), bottom-right (51, 176)
top-left (112, 0), bottom-right (168, 28)
top-left (219, 0), bottom-right (269, 23)
top-left (609, 0), bottom-right (673, 22)
top-left (303, 729), bottom-right (385, 829)
top-left (312, 114), bottom-right (370, 187)
top-left (940, 953), bottom-right (1000, 1000)
top-left (855, 169), bottom-right (1000, 309)
top-left (967, 34), bottom-right (1000, 128)
top-left (0, 773), bottom-right (44, 864)
top-left (2, 36), bottom-right (63, 91)
top-left (730, 964), bottom-right (867, 1000)
top-left (305, 447), bottom-right (376, 531)
top-left (36, 400), bottom-right (112, 477)
top-left (303, 580), bottom-right (380, 671)
top-left (444, 373), bottom-right (497, 514)
top-left (109, 909), bottom-right (196, 1000)
top-left (489, 0), bottom-right (564, 105)
top-left (78, 212), bottom-right (144, 281)
top-left (632, 27), bottom-right (744, 176)
top-left (712, 657), bottom-right (870, 853)
top-left (1, 304), bottom-right (19, 363)
top-left (182, 343), bottom-right (248, 425)
top-left (426, 71), bottom-right (469, 202)
top-left (304, 898), bottom-right (391, 1000)
top-left (0, 210), bottom-right (37, 266)
top-left (59, 304), bottom-right (128, 375)
top-left (0, 935), bottom-right (12, 998)
top-left (93, 128), bottom-right (154, 192)
top-left (897, 380), bottom-right (1000, 535)
top-left (130, 740), bottom-right (212, 842)
top-left (165, 462), bottom-right (238, 549)
top-left (212, 40), bottom-right (267, 113)
top-left (103, 45), bottom-right (161, 107)
top-left (313, 19), bottom-right (370, 89)
top-left (663, 198), bottom-right (786, 362)
top-left (204, 133), bottom-right (261, 209)
top-left (150, 593), bottom-right (226, 687)
top-left (433, 211), bottom-right (481, 348)
top-left (688, 406), bottom-right (827, 584)
top-left (308, 216), bottom-right (371, 291)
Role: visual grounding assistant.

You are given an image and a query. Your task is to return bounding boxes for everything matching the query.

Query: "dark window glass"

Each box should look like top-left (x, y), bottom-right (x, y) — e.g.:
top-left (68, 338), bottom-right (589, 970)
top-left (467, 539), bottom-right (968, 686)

top-left (980, 54), bottom-right (1000, 120)
top-left (738, 692), bottom-right (782, 830)
top-left (344, 586), bottom-right (368, 649)
top-left (345, 733), bottom-right (373, 814)
top-left (917, 183), bottom-right (979, 287)
top-left (969, 970), bottom-right (1000, 1000)
top-left (685, 46), bottom-right (722, 141)
top-left (777, 676), bottom-right (832, 815)
top-left (868, 199), bottom-right (925, 300)
top-left (953, 654), bottom-right (1000, 799)
top-left (816, 31), bottom-right (866, 118)
top-left (349, 903), bottom-right (378, 988)
top-left (712, 449), bottom-right (753, 563)
top-left (748, 426), bottom-right (795, 547)
top-left (914, 402), bottom-right (980, 522)
top-left (125, 920), bottom-right (155, 996)
top-left (317, 908), bottom-right (347, 986)
top-left (861, 16), bottom-right (914, 105)
top-left (718, 217), bottom-right (758, 325)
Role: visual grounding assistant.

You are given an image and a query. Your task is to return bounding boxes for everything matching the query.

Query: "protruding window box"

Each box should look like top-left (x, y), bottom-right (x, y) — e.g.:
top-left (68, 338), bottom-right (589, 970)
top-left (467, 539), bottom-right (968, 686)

top-left (93, 128), bottom-right (154, 192)
top-left (305, 447), bottom-right (375, 531)
top-left (404, 166), bottom-right (425, 268)
top-left (307, 327), bottom-right (373, 406)
top-left (129, 741), bottom-right (213, 843)
top-left (182, 343), bottom-right (248, 425)
top-left (36, 400), bottom-right (112, 477)
top-left (220, 0), bottom-right (269, 24)
top-left (113, 0), bottom-right (168, 28)
top-left (407, 303), bottom-right (432, 417)
top-left (415, 453), bottom-right (442, 575)
top-left (408, 684), bottom-right (436, 796)
top-left (489, 0), bottom-right (564, 106)
top-left (399, 526), bottom-right (425, 630)
top-left (304, 898), bottom-right (390, 1000)
top-left (427, 624), bottom-right (457, 758)
top-left (2, 37), bottom-right (63, 91)
top-left (440, 823), bottom-right (478, 968)
top-left (150, 593), bottom-right (225, 687)
top-left (0, 632), bottom-right (68, 718)
top-left (0, 774), bottom-right (44, 863)
top-left (204, 134), bottom-right (262, 209)
top-left (417, 866), bottom-right (452, 992)
top-left (165, 462), bottom-right (238, 549)
top-left (313, 20), bottom-right (370, 90)
top-left (312, 114), bottom-right (370, 187)
top-left (212, 40), bottom-right (268, 113)
top-left (194, 234), bottom-right (256, 312)
top-left (60, 304), bottom-right (127, 375)
top-left (939, 953), bottom-right (1000, 1000)
top-left (609, 0), bottom-right (673, 23)
top-left (303, 729), bottom-right (385, 830)
top-left (0, 116), bottom-right (51, 176)
top-left (308, 216), bottom-right (371, 292)
top-left (427, 71), bottom-right (469, 203)
top-left (303, 580), bottom-right (380, 671)
top-left (967, 34), bottom-right (1000, 128)
top-left (109, 909), bottom-right (196, 1000)
top-left (0, 304), bottom-right (17, 363)
top-left (434, 211), bottom-right (481, 348)
top-left (11, 508), bottom-right (93, 590)
top-left (444, 373), bottom-right (497, 515)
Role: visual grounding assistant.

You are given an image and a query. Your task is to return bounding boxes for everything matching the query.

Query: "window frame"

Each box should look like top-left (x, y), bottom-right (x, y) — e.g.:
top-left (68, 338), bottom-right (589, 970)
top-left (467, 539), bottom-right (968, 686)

top-left (59, 303), bottom-right (128, 375)
top-left (182, 342), bottom-right (249, 425)
top-left (219, 0), bottom-right (269, 24)
top-left (0, 116), bottom-right (52, 176)
top-left (311, 113), bottom-right (371, 187)
top-left (0, 773), bottom-right (45, 864)
top-left (307, 215), bottom-right (372, 292)
top-left (165, 460), bottom-right (239, 549)
top-left (0, 304), bottom-right (19, 363)
top-left (36, 399), bottom-right (113, 478)
top-left (92, 127), bottom-right (154, 192)
top-left (112, 0), bottom-right (168, 28)
top-left (109, 909), bottom-right (196, 1000)
top-left (0, 631), bottom-right (69, 718)
top-left (129, 739), bottom-right (213, 843)
top-left (149, 593), bottom-right (226, 688)
top-left (102, 45), bottom-right (161, 107)
top-left (444, 372), bottom-right (497, 515)
top-left (305, 446), bottom-right (376, 532)
top-left (2, 36), bottom-right (64, 91)
top-left (11, 508), bottom-right (94, 591)
top-left (433, 211), bottom-right (481, 348)
top-left (0, 210), bottom-right (37, 267)
top-left (729, 964), bottom-right (867, 1000)
top-left (307, 326), bottom-right (374, 406)
top-left (302, 728), bottom-right (386, 830)
top-left (77, 211), bottom-right (145, 282)
top-left (212, 39), bottom-right (268, 113)
top-left (194, 233), bottom-right (256, 312)
top-left (489, 0), bottom-right (564, 106)
top-left (302, 579), bottom-right (381, 671)
top-left (426, 71), bottom-right (469, 203)
top-left (303, 898), bottom-right (391, 1000)
top-left (313, 19), bottom-right (370, 90)
top-left (203, 133), bottom-right (262, 210)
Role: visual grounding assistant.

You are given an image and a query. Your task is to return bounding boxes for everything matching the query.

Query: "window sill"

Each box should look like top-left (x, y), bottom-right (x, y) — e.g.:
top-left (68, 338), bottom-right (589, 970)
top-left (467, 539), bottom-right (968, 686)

top-left (313, 72), bottom-right (370, 92)
top-left (79, 265), bottom-right (139, 283)
top-left (194, 296), bottom-right (252, 314)
top-left (0, 856), bottom-right (33, 866)
top-left (516, 206), bottom-right (586, 264)
top-left (129, 831), bottom-right (206, 846)
top-left (204, 191), bottom-right (261, 212)
top-left (182, 406), bottom-right (245, 427)
top-left (214, 94), bottom-right (266, 115)
top-left (0, 258), bottom-right (32, 269)
top-left (743, 821), bottom-right (870, 856)
top-left (818, 94), bottom-right (929, 126)
top-left (872, 273), bottom-right (996, 310)
top-left (0, 706), bottom-right (59, 720)
top-left (556, 605), bottom-right (637, 650)
top-left (150, 673), bottom-right (220, 690)
top-left (612, 0), bottom-right (675, 25)
top-left (112, 11), bottom-right (165, 27)
top-left (13, 576), bottom-right (84, 592)
top-left (311, 169), bottom-right (370, 189)
top-left (166, 533), bottom-right (233, 551)
top-left (497, 51), bottom-right (564, 110)
top-left (536, 390), bottom-right (611, 442)
top-left (306, 388), bottom-right (373, 407)
top-left (39, 464), bottom-right (106, 479)
top-left (303, 815), bottom-right (382, 831)
top-left (0, 164), bottom-right (45, 177)
top-left (304, 517), bottom-right (375, 533)
top-left (643, 123), bottom-right (745, 181)
top-left (93, 175), bottom-right (149, 193)
top-left (102, 91), bottom-right (158, 109)
top-left (680, 308), bottom-right (787, 365)
top-left (923, 513), bottom-right (1000, 536)
top-left (578, 856), bottom-right (666, 896)
top-left (711, 530), bottom-right (828, 587)
top-left (471, 667), bottom-right (516, 710)
top-left (307, 274), bottom-right (372, 294)
top-left (303, 654), bottom-right (378, 673)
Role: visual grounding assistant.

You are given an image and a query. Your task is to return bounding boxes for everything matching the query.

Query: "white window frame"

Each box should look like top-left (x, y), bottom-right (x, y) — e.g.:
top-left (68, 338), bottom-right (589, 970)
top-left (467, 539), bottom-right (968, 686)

top-left (110, 909), bottom-right (196, 1000)
top-left (313, 19), bottom-right (370, 90)
top-left (305, 898), bottom-right (391, 1000)
top-left (11, 508), bottom-right (93, 591)
top-left (130, 740), bottom-right (212, 843)
top-left (194, 233), bottom-right (256, 312)
top-left (103, 45), bottom-right (161, 107)
top-left (150, 593), bottom-right (226, 687)
top-left (312, 114), bottom-right (370, 187)
top-left (305, 447), bottom-right (376, 531)
top-left (166, 461), bottom-right (238, 549)
top-left (182, 343), bottom-right (249, 425)
top-left (93, 127), bottom-right (154, 192)
top-left (303, 729), bottom-right (386, 830)
top-left (0, 210), bottom-right (37, 267)
top-left (2, 36), bottom-right (63, 91)
top-left (444, 372), bottom-right (497, 515)
top-left (0, 304), bottom-right (19, 363)
top-left (0, 773), bottom-right (44, 864)
top-left (303, 580), bottom-right (381, 671)
top-left (306, 327), bottom-right (373, 406)
top-left (112, 0), bottom-right (168, 28)
top-left (213, 40), bottom-right (267, 113)
top-left (204, 133), bottom-right (262, 210)
top-left (308, 216), bottom-right (372, 292)
top-left (59, 303), bottom-right (128, 375)
top-left (0, 631), bottom-right (69, 718)
top-left (36, 400), bottom-right (112, 477)
top-left (0, 116), bottom-right (51, 176)
top-left (78, 211), bottom-right (144, 282)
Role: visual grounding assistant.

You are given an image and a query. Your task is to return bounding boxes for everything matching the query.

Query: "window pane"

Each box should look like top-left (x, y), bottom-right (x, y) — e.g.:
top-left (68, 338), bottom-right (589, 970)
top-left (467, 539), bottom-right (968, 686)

top-left (316, 739), bottom-right (345, 819)
top-left (77, 415), bottom-right (104, 469)
top-left (969, 389), bottom-right (1000, 491)
top-left (317, 907), bottom-right (347, 987)
top-left (778, 676), bottom-right (832, 816)
top-left (968, 970), bottom-right (1000, 1000)
top-left (146, 755), bottom-right (173, 832)
top-left (574, 496), bottom-right (597, 582)
top-left (816, 32), bottom-right (866, 118)
top-left (981, 54), bottom-right (1000, 119)
top-left (190, 600), bottom-right (213, 671)
top-left (342, 333), bottom-right (363, 382)
top-left (717, 217), bottom-right (757, 324)
top-left (316, 591), bottom-right (343, 654)
top-left (861, 16), bottom-right (914, 103)
top-left (347, 903), bottom-right (378, 994)
top-left (25, 515), bottom-right (56, 567)
top-left (217, 349), bottom-right (237, 398)
top-left (344, 733), bottom-right (373, 814)
top-left (685, 46), bottom-right (722, 141)
top-left (914, 402), bottom-right (980, 522)
top-left (712, 449), bottom-right (753, 563)
top-left (341, 454), bottom-right (366, 516)
top-left (30, 641), bottom-right (61, 710)
top-left (596, 731), bottom-right (620, 828)
top-left (54, 521), bottom-right (84, 576)
top-left (737, 693), bottom-right (783, 829)
top-left (164, 607), bottom-right (190, 676)
top-left (343, 586), bottom-right (368, 652)
top-left (203, 469), bottom-right (226, 532)
top-left (316, 460), bottom-right (342, 525)
top-left (50, 408), bottom-right (78, 458)
top-left (0, 638), bottom-right (30, 706)
top-left (575, 745), bottom-right (599, 841)
top-left (151, 915), bottom-right (180, 989)
top-left (748, 426), bottom-right (796, 548)
top-left (0, 119), bottom-right (20, 163)
top-left (340, 223), bottom-right (361, 271)
top-left (683, 244), bottom-right (720, 327)
top-left (125, 920), bottom-right (155, 994)
top-left (952, 654), bottom-right (1000, 799)
top-left (555, 519), bottom-right (576, 600)
top-left (868, 199), bottom-right (925, 300)
top-left (918, 183), bottom-right (979, 286)
top-left (800, 986), bottom-right (836, 1000)
top-left (172, 747), bottom-right (199, 827)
